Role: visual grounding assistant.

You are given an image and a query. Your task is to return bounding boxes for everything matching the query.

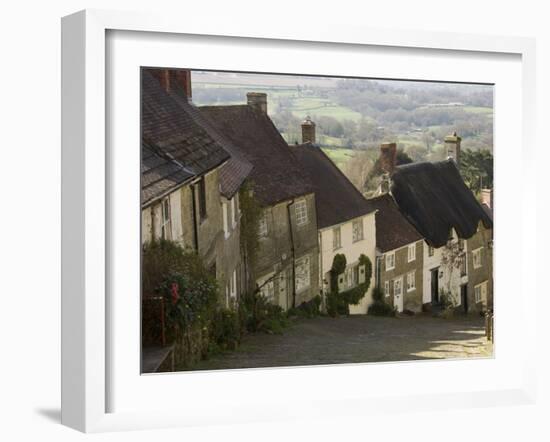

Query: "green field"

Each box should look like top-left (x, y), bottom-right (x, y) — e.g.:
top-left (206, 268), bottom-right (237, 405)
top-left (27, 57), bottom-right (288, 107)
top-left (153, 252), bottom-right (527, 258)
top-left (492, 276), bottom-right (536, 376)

top-left (462, 106), bottom-right (493, 114)
top-left (321, 147), bottom-right (356, 168)
top-left (317, 135), bottom-right (348, 147)
top-left (289, 97), bottom-right (363, 122)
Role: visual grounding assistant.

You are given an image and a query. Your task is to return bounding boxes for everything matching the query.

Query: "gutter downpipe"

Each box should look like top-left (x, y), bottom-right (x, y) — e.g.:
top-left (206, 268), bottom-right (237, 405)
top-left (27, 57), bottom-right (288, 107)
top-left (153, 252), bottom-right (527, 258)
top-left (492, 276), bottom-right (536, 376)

top-left (286, 199), bottom-right (296, 308)
top-left (190, 184), bottom-right (199, 252)
top-left (318, 229), bottom-right (324, 312)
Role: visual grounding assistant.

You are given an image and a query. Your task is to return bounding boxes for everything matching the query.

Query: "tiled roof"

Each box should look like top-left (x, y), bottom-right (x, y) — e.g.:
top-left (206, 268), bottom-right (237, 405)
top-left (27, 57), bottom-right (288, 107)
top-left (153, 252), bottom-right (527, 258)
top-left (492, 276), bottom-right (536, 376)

top-left (141, 141), bottom-right (195, 207)
top-left (390, 160), bottom-right (493, 248)
top-left (291, 143), bottom-right (376, 229)
top-left (141, 70), bottom-right (231, 205)
top-left (368, 194), bottom-right (424, 253)
top-left (198, 105), bottom-right (314, 206)
top-left (171, 98), bottom-right (253, 199)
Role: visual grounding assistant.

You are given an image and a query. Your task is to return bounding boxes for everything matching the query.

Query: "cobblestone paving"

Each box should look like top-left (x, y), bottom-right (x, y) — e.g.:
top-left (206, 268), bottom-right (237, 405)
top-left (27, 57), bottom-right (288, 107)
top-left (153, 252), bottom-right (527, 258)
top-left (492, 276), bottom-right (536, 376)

top-left (190, 314), bottom-right (493, 371)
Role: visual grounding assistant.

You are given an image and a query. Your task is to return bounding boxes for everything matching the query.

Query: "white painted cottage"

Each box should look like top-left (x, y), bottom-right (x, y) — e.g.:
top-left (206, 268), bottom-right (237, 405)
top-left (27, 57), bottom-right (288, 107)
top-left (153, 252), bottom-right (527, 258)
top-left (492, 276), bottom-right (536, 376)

top-left (291, 119), bottom-right (377, 314)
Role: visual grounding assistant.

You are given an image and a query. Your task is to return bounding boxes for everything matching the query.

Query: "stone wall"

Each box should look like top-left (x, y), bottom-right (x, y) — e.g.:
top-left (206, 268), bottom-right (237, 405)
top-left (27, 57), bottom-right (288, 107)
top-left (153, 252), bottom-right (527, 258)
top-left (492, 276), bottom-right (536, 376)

top-left (379, 240), bottom-right (424, 312)
top-left (255, 193), bottom-right (320, 309)
top-left (194, 169), bottom-right (223, 270)
top-left (466, 223), bottom-right (493, 313)
top-left (216, 193), bottom-right (245, 308)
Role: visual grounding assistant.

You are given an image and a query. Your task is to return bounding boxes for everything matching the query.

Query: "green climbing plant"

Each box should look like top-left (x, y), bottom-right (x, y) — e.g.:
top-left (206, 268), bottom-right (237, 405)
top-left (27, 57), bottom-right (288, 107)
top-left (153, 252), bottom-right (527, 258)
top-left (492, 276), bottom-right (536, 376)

top-left (327, 253), bottom-right (373, 317)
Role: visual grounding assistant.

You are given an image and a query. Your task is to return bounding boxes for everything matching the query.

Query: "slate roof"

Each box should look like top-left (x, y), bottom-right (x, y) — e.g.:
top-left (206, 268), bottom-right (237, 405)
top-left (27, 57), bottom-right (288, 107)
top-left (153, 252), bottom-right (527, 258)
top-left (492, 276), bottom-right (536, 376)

top-left (368, 194), bottom-right (424, 253)
top-left (175, 100), bottom-right (253, 199)
top-left (390, 160), bottom-right (493, 248)
top-left (291, 143), bottom-right (376, 229)
top-left (141, 141), bottom-right (195, 207)
top-left (198, 105), bottom-right (314, 206)
top-left (141, 70), bottom-right (233, 206)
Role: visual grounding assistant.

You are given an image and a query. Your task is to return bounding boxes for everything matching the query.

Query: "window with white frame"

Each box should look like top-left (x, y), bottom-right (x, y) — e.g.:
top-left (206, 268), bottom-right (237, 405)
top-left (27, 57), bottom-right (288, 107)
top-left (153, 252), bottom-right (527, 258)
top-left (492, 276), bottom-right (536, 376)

top-left (295, 255), bottom-right (311, 292)
top-left (475, 281), bottom-right (488, 303)
top-left (231, 197), bottom-right (237, 228)
top-left (481, 281), bottom-right (487, 302)
top-left (358, 263), bottom-right (366, 284)
top-left (394, 277), bottom-right (403, 297)
top-left (344, 266), bottom-right (359, 289)
top-left (384, 280), bottom-right (390, 297)
top-left (333, 226), bottom-right (341, 250)
top-left (353, 265), bottom-right (359, 287)
top-left (473, 247), bottom-right (483, 269)
top-left (386, 252), bottom-right (395, 271)
top-left (407, 243), bottom-right (416, 262)
top-left (352, 219), bottom-right (364, 242)
top-left (161, 197), bottom-right (171, 240)
top-left (222, 201), bottom-right (230, 238)
top-left (258, 211), bottom-right (268, 237)
top-left (406, 271), bottom-right (416, 291)
top-left (295, 199), bottom-right (308, 226)
top-left (474, 285), bottom-right (481, 303)
top-left (346, 267), bottom-right (353, 288)
top-left (338, 274), bottom-right (345, 290)
top-left (460, 255), bottom-right (467, 276)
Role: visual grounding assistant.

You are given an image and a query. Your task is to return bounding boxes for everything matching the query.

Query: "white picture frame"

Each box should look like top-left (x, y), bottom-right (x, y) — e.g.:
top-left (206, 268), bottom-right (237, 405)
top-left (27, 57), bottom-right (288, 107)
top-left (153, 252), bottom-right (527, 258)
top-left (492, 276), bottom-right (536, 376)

top-left (61, 9), bottom-right (537, 433)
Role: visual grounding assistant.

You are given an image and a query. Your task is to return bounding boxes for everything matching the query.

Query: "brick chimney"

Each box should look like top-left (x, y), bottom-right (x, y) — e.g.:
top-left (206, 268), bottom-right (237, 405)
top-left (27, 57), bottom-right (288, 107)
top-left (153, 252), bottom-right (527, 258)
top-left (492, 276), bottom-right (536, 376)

top-left (149, 68), bottom-right (192, 101)
top-left (445, 132), bottom-right (461, 165)
top-left (171, 69), bottom-right (192, 101)
top-left (379, 142), bottom-right (397, 175)
top-left (481, 188), bottom-right (493, 209)
top-left (247, 92), bottom-right (268, 114)
top-left (301, 116), bottom-right (316, 144)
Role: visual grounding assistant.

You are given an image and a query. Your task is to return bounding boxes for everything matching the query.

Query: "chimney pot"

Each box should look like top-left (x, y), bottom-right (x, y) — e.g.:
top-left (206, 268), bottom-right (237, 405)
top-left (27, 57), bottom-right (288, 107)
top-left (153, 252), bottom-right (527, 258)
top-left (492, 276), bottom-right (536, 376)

top-left (444, 132), bottom-right (462, 165)
top-left (379, 142), bottom-right (397, 175)
top-left (247, 92), bottom-right (268, 114)
top-left (301, 116), bottom-right (316, 144)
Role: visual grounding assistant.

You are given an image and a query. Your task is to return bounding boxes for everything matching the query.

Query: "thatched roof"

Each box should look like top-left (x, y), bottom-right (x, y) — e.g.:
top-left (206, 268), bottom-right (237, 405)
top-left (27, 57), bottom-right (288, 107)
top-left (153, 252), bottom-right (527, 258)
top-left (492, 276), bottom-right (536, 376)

top-left (390, 160), bottom-right (493, 248)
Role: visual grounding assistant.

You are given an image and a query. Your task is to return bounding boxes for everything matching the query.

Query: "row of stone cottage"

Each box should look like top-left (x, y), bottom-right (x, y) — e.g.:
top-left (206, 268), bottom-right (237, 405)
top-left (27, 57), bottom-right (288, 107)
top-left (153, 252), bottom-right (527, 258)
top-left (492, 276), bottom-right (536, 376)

top-left (141, 68), bottom-right (494, 315)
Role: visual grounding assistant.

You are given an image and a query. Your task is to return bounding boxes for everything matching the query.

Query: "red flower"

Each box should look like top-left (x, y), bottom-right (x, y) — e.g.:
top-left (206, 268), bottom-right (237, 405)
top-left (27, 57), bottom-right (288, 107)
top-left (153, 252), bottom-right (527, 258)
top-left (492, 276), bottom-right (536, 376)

top-left (171, 282), bottom-right (180, 305)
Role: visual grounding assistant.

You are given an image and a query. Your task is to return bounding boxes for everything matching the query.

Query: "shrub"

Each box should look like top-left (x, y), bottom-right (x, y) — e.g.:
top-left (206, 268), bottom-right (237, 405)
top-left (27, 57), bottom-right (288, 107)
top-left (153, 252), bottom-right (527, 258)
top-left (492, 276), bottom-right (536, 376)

top-left (289, 295), bottom-right (322, 318)
top-left (142, 240), bottom-right (222, 369)
top-left (438, 290), bottom-right (456, 319)
top-left (210, 308), bottom-right (241, 351)
top-left (142, 239), bottom-right (211, 297)
top-left (327, 254), bottom-right (373, 317)
top-left (371, 286), bottom-right (385, 303)
top-left (367, 286), bottom-right (396, 317)
top-left (239, 291), bottom-right (289, 334)
top-left (368, 301), bottom-right (396, 317)
top-left (157, 271), bottom-right (218, 332)
top-left (326, 291), bottom-right (349, 317)
top-left (329, 254), bottom-right (347, 294)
